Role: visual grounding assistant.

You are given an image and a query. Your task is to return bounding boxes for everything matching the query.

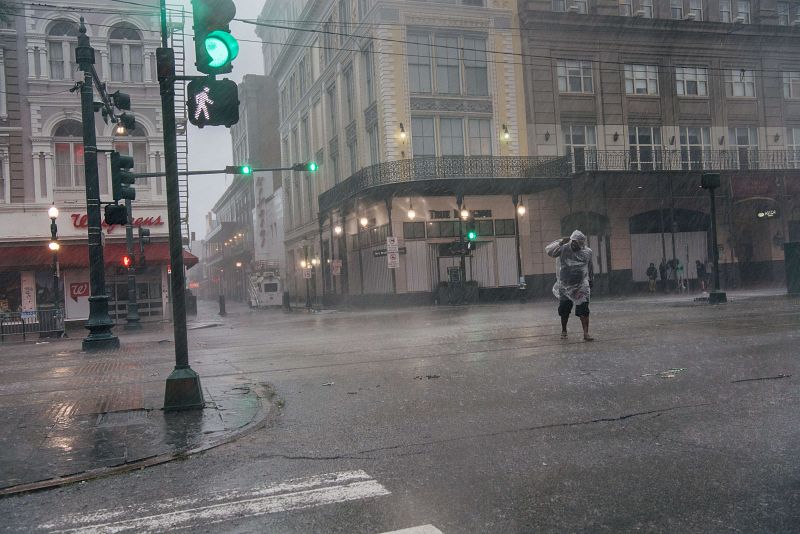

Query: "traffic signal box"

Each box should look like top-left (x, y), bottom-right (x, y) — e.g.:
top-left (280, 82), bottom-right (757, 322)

top-left (187, 78), bottom-right (239, 128)
top-left (111, 151), bottom-right (135, 201)
top-left (191, 0), bottom-right (239, 75)
top-left (465, 216), bottom-right (478, 249)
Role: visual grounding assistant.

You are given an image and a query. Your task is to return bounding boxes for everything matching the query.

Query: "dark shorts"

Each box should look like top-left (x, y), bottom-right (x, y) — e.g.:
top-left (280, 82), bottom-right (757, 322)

top-left (558, 298), bottom-right (590, 317)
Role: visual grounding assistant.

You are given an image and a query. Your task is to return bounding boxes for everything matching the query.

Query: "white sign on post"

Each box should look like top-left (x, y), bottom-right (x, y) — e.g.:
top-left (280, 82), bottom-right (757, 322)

top-left (331, 259), bottom-right (342, 276)
top-left (387, 252), bottom-right (400, 269)
top-left (303, 268), bottom-right (312, 279)
top-left (386, 236), bottom-right (399, 253)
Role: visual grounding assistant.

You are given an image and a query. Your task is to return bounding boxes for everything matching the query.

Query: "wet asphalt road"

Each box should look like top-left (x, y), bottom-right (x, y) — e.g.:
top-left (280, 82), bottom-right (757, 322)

top-left (2, 293), bottom-right (800, 533)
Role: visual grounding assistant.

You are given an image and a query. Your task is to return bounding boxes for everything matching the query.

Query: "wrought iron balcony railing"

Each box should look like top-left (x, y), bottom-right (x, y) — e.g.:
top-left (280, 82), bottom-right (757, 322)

top-left (568, 148), bottom-right (800, 173)
top-left (318, 155), bottom-right (571, 213)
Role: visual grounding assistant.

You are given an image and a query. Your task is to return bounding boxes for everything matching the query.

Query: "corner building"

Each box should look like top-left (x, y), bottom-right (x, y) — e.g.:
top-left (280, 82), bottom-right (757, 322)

top-left (259, 0), bottom-right (540, 305)
top-left (519, 0), bottom-right (800, 294)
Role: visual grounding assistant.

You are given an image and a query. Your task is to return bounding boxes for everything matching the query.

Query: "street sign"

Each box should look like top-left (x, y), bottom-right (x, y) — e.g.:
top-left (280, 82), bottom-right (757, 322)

top-left (373, 247), bottom-right (406, 257)
top-left (331, 259), bottom-right (342, 276)
top-left (387, 252), bottom-right (400, 269)
top-left (386, 236), bottom-right (399, 253)
top-left (303, 268), bottom-right (312, 279)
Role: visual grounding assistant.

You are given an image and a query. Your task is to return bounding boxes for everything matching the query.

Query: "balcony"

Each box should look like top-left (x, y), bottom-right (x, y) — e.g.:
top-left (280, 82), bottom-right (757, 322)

top-left (318, 156), bottom-right (571, 214)
top-left (570, 148), bottom-right (800, 173)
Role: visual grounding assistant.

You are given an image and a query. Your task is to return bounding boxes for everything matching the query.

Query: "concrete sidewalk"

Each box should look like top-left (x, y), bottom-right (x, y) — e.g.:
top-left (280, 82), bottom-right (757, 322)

top-left (0, 330), bottom-right (272, 495)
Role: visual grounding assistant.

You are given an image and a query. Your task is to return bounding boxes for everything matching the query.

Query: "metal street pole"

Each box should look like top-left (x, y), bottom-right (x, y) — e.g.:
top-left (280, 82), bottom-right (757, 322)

top-left (76, 19), bottom-right (119, 351)
top-left (124, 199), bottom-right (141, 330)
top-left (512, 194), bottom-right (526, 303)
top-left (702, 173), bottom-right (727, 304)
top-left (158, 0), bottom-right (203, 410)
top-left (49, 215), bottom-right (59, 309)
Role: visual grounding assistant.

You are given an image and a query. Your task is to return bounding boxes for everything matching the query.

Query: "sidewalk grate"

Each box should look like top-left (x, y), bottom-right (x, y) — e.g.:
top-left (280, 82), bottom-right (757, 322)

top-left (95, 409), bottom-right (152, 428)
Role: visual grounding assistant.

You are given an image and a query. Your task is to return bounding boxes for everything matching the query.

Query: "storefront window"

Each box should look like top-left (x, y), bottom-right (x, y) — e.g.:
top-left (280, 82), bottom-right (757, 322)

top-left (0, 272), bottom-right (21, 312)
top-left (35, 271), bottom-right (59, 308)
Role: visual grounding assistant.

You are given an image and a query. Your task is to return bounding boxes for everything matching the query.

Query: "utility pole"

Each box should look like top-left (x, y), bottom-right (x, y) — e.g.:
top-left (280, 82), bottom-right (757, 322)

top-left (159, 0), bottom-right (203, 410)
top-left (124, 199), bottom-right (141, 330)
top-left (76, 18), bottom-right (119, 351)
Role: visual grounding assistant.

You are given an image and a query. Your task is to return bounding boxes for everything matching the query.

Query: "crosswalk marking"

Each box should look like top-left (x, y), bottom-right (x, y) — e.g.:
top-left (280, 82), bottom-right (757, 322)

top-left (39, 470), bottom-right (390, 533)
top-left (378, 526), bottom-right (444, 534)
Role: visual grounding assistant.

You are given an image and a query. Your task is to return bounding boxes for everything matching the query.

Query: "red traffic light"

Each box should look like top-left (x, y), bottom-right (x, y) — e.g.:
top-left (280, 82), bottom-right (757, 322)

top-left (122, 255), bottom-right (132, 268)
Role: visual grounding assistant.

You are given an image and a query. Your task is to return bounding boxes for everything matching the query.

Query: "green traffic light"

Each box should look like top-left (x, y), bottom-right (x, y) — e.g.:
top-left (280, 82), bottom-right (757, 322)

top-left (467, 230), bottom-right (478, 241)
top-left (241, 165), bottom-right (252, 175)
top-left (205, 30), bottom-right (239, 68)
top-left (307, 161), bottom-right (318, 172)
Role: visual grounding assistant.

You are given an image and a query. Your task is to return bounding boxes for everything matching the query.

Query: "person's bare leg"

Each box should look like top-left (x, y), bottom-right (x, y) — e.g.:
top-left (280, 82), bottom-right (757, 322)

top-left (580, 315), bottom-right (593, 341)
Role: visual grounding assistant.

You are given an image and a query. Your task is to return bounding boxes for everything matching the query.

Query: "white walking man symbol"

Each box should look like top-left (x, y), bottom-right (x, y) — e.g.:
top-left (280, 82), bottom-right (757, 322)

top-left (194, 86), bottom-right (214, 121)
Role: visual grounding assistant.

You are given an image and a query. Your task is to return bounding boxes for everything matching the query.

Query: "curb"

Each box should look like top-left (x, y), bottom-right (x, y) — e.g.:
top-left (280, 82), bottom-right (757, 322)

top-left (0, 383), bottom-right (278, 498)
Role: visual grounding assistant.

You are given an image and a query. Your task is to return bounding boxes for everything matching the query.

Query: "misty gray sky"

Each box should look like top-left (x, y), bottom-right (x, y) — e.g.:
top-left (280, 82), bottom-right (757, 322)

top-left (183, 0), bottom-right (264, 240)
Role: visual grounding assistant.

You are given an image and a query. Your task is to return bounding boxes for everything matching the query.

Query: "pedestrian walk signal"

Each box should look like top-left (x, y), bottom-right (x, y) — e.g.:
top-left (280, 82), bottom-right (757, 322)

top-left (187, 78), bottom-right (239, 128)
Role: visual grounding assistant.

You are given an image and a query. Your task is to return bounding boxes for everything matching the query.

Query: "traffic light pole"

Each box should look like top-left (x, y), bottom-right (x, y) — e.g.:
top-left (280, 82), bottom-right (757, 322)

top-left (159, 0), bottom-right (203, 411)
top-left (76, 18), bottom-right (119, 351)
top-left (124, 199), bottom-right (141, 330)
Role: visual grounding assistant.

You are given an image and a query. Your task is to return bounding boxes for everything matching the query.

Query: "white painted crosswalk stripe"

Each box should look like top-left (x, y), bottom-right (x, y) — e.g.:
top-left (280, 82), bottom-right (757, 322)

top-left (39, 470), bottom-right (390, 533)
top-left (377, 525), bottom-right (444, 534)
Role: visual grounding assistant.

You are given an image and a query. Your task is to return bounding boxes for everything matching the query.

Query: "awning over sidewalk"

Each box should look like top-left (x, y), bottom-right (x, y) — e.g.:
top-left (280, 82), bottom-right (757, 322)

top-left (0, 242), bottom-right (198, 270)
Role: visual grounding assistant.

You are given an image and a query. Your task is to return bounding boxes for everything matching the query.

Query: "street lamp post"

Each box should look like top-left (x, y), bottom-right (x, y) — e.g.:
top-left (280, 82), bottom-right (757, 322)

top-left (512, 195), bottom-right (527, 303)
top-left (48, 205), bottom-right (62, 319)
top-left (701, 173), bottom-right (727, 304)
top-left (124, 199), bottom-right (141, 330)
top-left (76, 19), bottom-right (119, 351)
top-left (301, 256), bottom-right (311, 309)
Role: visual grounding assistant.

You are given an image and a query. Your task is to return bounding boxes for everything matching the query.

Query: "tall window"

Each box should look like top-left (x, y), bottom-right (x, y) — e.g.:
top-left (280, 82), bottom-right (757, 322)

top-left (343, 67), bottom-right (355, 123)
top-left (367, 124), bottom-right (380, 165)
top-left (412, 117), bottom-right (436, 157)
top-left (53, 120), bottom-right (85, 188)
top-left (624, 64), bottom-right (659, 95)
top-left (552, 0), bottom-right (567, 12)
top-left (726, 69), bottom-right (756, 97)
top-left (728, 127), bottom-right (759, 169)
top-left (109, 22), bottom-right (144, 82)
top-left (620, 0), bottom-right (633, 15)
top-left (298, 59), bottom-right (306, 97)
top-left (788, 127), bottom-right (800, 168)
top-left (407, 32), bottom-right (488, 96)
top-left (679, 126), bottom-right (711, 170)
top-left (573, 0), bottom-right (589, 13)
top-left (338, 0), bottom-right (351, 44)
top-left (347, 137), bottom-right (358, 175)
top-left (737, 0), bottom-right (751, 22)
top-left (783, 71), bottom-right (800, 98)
top-left (675, 66), bottom-right (708, 96)
top-left (671, 0), bottom-right (684, 18)
top-left (323, 16), bottom-right (335, 65)
top-left (720, 0), bottom-right (731, 21)
top-left (330, 150), bottom-right (340, 184)
top-left (363, 45), bottom-right (375, 104)
top-left (47, 20), bottom-right (78, 80)
top-left (327, 83), bottom-right (338, 138)
top-left (435, 36), bottom-right (460, 95)
top-left (689, 0), bottom-right (703, 19)
top-left (408, 33), bottom-right (432, 93)
top-left (463, 37), bottom-right (488, 96)
top-left (557, 60), bottom-right (593, 93)
top-left (628, 126), bottom-right (662, 170)
top-left (439, 118), bottom-right (464, 156)
top-left (563, 124), bottom-right (597, 171)
top-left (778, 2), bottom-right (790, 24)
top-left (468, 118), bottom-right (492, 156)
top-left (640, 0), bottom-right (653, 17)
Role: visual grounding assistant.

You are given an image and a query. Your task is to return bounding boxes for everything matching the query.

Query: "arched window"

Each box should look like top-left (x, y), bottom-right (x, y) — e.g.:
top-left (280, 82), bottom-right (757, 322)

top-left (108, 22), bottom-right (144, 82)
top-left (53, 120), bottom-right (84, 188)
top-left (114, 127), bottom-right (148, 184)
top-left (47, 20), bottom-right (78, 80)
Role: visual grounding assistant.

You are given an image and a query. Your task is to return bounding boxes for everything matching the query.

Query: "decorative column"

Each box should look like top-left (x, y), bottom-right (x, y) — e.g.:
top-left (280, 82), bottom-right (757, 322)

top-left (143, 50), bottom-right (153, 82)
top-left (38, 47), bottom-right (49, 79)
top-left (27, 47), bottom-right (37, 78)
top-left (43, 152), bottom-right (55, 200)
top-left (100, 49), bottom-right (110, 81)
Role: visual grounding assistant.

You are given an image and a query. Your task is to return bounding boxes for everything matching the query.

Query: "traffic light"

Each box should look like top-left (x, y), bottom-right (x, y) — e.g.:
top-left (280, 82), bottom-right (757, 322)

top-left (104, 203), bottom-right (127, 226)
top-left (291, 161), bottom-right (318, 172)
top-left (111, 151), bottom-right (135, 201)
top-left (192, 0), bottom-right (239, 75)
top-left (138, 226), bottom-right (151, 245)
top-left (465, 217), bottom-right (478, 249)
top-left (187, 78), bottom-right (240, 128)
top-left (225, 165), bottom-right (252, 175)
top-left (122, 255), bottom-right (133, 269)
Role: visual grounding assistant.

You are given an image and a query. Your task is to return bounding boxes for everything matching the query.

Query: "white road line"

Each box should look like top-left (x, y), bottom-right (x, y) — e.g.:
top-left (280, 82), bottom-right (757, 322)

top-left (39, 471), bottom-right (389, 533)
top-left (377, 526), bottom-right (444, 534)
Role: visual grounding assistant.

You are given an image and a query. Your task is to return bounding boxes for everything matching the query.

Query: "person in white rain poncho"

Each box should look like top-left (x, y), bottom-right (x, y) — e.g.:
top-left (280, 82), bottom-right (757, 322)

top-left (545, 230), bottom-right (595, 341)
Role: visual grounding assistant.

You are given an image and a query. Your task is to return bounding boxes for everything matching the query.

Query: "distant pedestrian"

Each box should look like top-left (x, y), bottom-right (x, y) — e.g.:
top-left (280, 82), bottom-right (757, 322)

top-left (646, 262), bottom-right (658, 293)
top-left (666, 260), bottom-right (675, 292)
top-left (675, 259), bottom-right (686, 292)
top-left (546, 230), bottom-right (595, 341)
top-left (696, 260), bottom-right (708, 292)
top-left (659, 259), bottom-right (667, 292)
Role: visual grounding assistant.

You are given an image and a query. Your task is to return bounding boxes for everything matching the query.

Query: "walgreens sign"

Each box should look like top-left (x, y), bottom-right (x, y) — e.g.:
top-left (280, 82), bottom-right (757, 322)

top-left (70, 213), bottom-right (165, 234)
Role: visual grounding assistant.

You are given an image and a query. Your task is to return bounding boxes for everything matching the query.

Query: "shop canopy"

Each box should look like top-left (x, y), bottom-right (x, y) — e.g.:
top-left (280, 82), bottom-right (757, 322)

top-left (0, 242), bottom-right (198, 271)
